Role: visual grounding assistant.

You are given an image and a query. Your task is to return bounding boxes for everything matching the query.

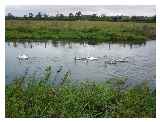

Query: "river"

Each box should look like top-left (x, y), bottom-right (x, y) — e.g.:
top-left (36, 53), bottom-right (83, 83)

top-left (5, 40), bottom-right (156, 87)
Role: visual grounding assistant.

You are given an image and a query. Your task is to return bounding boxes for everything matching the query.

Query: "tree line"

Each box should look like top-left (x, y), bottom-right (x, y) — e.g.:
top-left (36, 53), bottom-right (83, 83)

top-left (5, 11), bottom-right (156, 22)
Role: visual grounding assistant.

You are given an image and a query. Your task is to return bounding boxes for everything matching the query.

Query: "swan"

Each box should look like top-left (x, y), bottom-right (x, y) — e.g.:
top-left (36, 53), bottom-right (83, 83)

top-left (107, 60), bottom-right (117, 64)
top-left (86, 57), bottom-right (98, 61)
top-left (74, 56), bottom-right (81, 60)
top-left (74, 56), bottom-right (87, 60)
top-left (115, 58), bottom-right (128, 62)
top-left (18, 54), bottom-right (29, 60)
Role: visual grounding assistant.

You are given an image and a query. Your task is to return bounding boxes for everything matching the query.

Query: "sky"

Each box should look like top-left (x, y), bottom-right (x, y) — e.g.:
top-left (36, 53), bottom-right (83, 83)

top-left (6, 5), bottom-right (156, 17)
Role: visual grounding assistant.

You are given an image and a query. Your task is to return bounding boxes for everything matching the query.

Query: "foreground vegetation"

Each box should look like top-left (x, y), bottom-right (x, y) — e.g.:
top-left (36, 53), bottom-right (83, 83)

top-left (6, 67), bottom-right (156, 118)
top-left (6, 20), bottom-right (156, 44)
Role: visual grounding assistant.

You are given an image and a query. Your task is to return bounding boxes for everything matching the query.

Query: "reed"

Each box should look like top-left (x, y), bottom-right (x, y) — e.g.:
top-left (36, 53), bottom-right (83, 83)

top-left (6, 67), bottom-right (156, 118)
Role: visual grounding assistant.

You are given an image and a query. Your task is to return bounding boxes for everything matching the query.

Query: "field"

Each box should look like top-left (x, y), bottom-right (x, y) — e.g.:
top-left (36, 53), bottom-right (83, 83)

top-left (6, 20), bottom-right (156, 44)
top-left (5, 67), bottom-right (156, 118)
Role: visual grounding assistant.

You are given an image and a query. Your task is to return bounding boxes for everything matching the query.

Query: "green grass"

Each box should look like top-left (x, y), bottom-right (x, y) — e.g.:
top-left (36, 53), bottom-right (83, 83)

top-left (6, 67), bottom-right (156, 118)
top-left (6, 20), bottom-right (156, 44)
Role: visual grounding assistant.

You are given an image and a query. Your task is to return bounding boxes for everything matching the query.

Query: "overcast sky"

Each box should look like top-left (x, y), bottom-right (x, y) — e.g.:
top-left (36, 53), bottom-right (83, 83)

top-left (6, 5), bottom-right (156, 17)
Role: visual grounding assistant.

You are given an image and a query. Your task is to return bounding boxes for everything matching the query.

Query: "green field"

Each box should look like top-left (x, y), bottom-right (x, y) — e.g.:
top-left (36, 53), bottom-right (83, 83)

top-left (6, 20), bottom-right (156, 44)
top-left (6, 67), bottom-right (156, 118)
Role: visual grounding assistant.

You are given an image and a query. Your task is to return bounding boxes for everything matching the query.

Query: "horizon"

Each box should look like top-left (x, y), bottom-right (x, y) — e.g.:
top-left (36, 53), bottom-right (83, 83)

top-left (6, 5), bottom-right (156, 17)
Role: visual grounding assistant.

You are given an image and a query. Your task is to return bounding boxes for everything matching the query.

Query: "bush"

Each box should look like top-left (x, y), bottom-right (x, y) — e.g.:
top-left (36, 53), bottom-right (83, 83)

top-left (5, 67), bottom-right (156, 118)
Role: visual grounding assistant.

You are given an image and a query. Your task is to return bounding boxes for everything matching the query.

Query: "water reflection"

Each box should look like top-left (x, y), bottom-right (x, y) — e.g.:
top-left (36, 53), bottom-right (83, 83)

top-left (7, 40), bottom-right (146, 49)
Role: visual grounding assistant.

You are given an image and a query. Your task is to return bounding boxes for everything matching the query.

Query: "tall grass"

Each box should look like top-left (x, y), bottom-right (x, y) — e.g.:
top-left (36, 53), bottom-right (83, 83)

top-left (6, 20), bottom-right (156, 44)
top-left (6, 67), bottom-right (156, 118)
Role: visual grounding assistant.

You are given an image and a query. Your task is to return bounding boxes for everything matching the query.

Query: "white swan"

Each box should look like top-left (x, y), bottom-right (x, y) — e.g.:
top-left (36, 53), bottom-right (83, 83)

top-left (18, 54), bottom-right (29, 60)
top-left (115, 58), bottom-right (128, 62)
top-left (74, 56), bottom-right (82, 60)
top-left (74, 56), bottom-right (87, 60)
top-left (86, 57), bottom-right (98, 61)
top-left (107, 60), bottom-right (117, 64)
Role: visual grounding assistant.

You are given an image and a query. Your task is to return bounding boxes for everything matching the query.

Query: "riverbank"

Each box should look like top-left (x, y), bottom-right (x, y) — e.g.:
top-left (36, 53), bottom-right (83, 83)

top-left (6, 67), bottom-right (156, 118)
top-left (6, 20), bottom-right (156, 44)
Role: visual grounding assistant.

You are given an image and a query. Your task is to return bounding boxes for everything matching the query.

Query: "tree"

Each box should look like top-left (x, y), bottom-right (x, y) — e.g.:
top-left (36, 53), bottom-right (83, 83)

top-left (69, 13), bottom-right (74, 18)
top-left (29, 13), bottom-right (34, 18)
top-left (59, 14), bottom-right (64, 17)
top-left (7, 13), bottom-right (15, 19)
top-left (92, 14), bottom-right (97, 17)
top-left (43, 13), bottom-right (48, 19)
top-left (91, 14), bottom-right (97, 19)
top-left (24, 15), bottom-right (28, 19)
top-left (35, 12), bottom-right (42, 19)
top-left (75, 11), bottom-right (82, 17)
top-left (112, 16), bottom-right (118, 22)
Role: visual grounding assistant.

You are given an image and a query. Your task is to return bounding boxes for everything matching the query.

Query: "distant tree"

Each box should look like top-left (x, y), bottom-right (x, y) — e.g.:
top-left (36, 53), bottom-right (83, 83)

top-left (29, 13), bottom-right (34, 18)
top-left (59, 14), bottom-right (64, 17)
top-left (69, 13), bottom-right (74, 18)
top-left (55, 13), bottom-right (64, 20)
top-left (131, 16), bottom-right (137, 21)
top-left (43, 13), bottom-right (48, 19)
top-left (121, 16), bottom-right (130, 22)
top-left (101, 14), bottom-right (106, 17)
top-left (5, 10), bottom-right (156, 23)
top-left (35, 12), bottom-right (42, 19)
top-left (24, 15), bottom-right (28, 19)
top-left (59, 14), bottom-right (65, 20)
top-left (56, 13), bottom-right (59, 17)
top-left (91, 14), bottom-right (97, 20)
top-left (92, 14), bottom-right (97, 17)
top-left (7, 13), bottom-right (15, 19)
top-left (112, 16), bottom-right (118, 21)
top-left (75, 11), bottom-right (82, 17)
top-left (146, 15), bottom-right (156, 22)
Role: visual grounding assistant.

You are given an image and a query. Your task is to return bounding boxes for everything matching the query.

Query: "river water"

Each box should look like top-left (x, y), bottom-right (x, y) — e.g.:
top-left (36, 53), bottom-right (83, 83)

top-left (5, 40), bottom-right (156, 87)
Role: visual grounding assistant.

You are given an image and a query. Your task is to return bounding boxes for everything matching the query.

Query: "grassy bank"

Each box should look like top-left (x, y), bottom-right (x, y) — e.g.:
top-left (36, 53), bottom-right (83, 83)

top-left (6, 68), bottom-right (156, 118)
top-left (6, 20), bottom-right (156, 44)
